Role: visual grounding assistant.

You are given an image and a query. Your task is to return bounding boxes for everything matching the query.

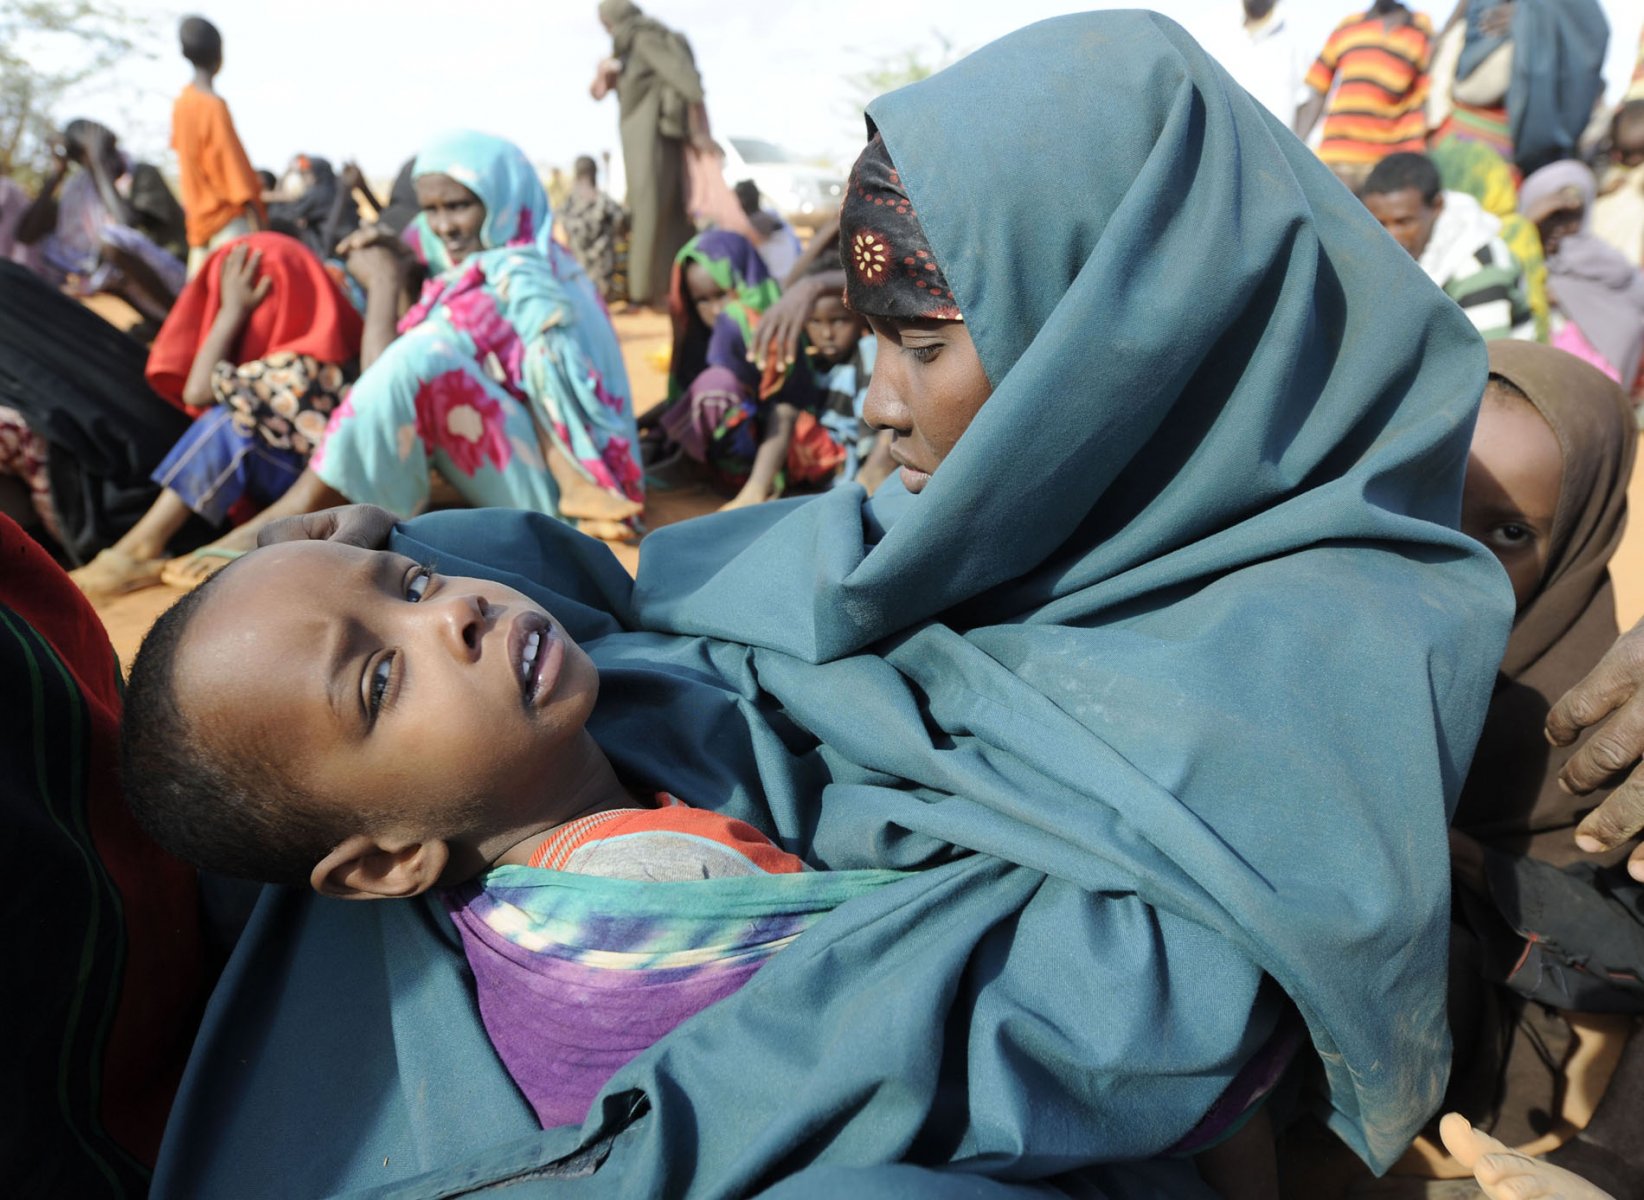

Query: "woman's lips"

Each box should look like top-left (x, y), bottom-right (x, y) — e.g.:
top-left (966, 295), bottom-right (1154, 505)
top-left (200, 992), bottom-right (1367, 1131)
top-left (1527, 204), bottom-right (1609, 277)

top-left (889, 449), bottom-right (933, 493)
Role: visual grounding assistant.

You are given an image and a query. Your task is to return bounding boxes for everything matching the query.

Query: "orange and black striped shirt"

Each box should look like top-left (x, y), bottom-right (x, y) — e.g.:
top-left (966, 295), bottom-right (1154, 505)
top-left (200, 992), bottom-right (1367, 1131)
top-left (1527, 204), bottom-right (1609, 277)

top-left (1305, 8), bottom-right (1434, 167)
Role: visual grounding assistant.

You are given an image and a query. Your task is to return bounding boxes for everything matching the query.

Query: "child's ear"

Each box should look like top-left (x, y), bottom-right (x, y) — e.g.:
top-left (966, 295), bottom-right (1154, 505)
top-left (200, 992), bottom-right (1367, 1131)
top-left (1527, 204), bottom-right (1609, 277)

top-left (311, 835), bottom-right (450, 900)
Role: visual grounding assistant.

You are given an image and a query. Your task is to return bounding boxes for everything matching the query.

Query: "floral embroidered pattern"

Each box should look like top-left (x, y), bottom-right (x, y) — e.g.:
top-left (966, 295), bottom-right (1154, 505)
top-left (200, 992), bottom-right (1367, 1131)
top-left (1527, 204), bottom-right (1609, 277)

top-left (851, 230), bottom-right (891, 285)
top-left (413, 369), bottom-right (513, 477)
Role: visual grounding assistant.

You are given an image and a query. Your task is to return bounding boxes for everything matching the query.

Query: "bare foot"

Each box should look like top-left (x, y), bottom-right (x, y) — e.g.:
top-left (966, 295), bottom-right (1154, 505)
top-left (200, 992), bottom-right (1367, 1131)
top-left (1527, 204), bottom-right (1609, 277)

top-left (575, 518), bottom-right (638, 542)
top-left (69, 546), bottom-right (167, 600)
top-left (159, 548), bottom-right (245, 591)
top-left (1440, 1113), bottom-right (1616, 1200)
top-left (555, 475), bottom-right (644, 523)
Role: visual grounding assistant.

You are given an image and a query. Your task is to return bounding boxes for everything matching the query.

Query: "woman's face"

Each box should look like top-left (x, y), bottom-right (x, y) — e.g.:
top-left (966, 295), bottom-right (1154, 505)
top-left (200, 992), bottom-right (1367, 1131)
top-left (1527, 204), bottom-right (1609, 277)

top-left (1536, 206), bottom-right (1583, 257)
top-left (861, 316), bottom-right (993, 494)
top-left (416, 172), bottom-right (486, 266)
top-left (685, 261), bottom-right (729, 330)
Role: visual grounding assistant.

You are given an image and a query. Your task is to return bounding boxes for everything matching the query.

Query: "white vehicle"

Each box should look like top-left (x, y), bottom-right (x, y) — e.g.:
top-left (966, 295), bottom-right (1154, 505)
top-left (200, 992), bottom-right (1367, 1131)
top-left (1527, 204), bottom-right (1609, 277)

top-left (720, 137), bottom-right (845, 225)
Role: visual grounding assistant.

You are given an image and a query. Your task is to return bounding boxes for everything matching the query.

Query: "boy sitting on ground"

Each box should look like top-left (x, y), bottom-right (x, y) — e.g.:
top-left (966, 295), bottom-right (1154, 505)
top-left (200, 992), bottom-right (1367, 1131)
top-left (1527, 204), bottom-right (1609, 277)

top-left (121, 537), bottom-right (898, 1127)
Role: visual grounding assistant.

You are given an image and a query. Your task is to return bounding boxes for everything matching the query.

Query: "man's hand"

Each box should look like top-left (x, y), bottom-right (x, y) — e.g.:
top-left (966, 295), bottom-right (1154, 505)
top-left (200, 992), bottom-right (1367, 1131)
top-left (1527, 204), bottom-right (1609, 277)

top-left (1546, 618), bottom-right (1644, 880)
top-left (256, 504), bottom-right (398, 551)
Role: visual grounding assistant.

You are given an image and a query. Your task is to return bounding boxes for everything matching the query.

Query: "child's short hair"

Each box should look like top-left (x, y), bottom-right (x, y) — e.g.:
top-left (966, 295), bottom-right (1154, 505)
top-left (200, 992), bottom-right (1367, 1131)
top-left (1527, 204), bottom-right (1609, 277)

top-left (574, 155), bottom-right (598, 181)
top-left (178, 15), bottom-right (222, 68)
top-left (123, 575), bottom-right (363, 886)
top-left (1362, 152), bottom-right (1442, 206)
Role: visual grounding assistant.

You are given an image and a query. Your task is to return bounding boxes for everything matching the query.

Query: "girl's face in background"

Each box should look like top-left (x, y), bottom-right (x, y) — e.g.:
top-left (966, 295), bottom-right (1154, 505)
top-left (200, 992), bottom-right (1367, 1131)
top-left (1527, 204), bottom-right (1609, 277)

top-left (861, 315), bottom-right (992, 494)
top-left (1461, 384), bottom-right (1564, 612)
top-left (805, 294), bottom-right (865, 367)
top-left (684, 262), bottom-right (729, 331)
top-left (416, 173), bottom-right (487, 266)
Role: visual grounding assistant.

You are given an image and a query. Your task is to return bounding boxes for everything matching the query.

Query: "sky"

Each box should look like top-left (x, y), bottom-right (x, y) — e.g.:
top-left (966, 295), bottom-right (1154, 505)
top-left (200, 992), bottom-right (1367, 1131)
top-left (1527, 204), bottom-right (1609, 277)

top-left (45, 0), bottom-right (1644, 183)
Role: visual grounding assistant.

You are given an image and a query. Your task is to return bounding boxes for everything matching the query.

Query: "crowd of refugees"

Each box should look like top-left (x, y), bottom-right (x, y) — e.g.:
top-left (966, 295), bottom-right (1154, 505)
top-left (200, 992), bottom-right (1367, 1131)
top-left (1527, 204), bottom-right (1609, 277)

top-left (7, 3), bottom-right (1644, 1199)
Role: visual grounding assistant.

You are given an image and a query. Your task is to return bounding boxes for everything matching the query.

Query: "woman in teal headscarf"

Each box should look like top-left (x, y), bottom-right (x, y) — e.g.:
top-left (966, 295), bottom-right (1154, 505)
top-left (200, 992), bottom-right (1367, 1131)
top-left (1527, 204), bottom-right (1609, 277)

top-left (153, 14), bottom-right (1512, 1198)
top-left (254, 131), bottom-right (644, 540)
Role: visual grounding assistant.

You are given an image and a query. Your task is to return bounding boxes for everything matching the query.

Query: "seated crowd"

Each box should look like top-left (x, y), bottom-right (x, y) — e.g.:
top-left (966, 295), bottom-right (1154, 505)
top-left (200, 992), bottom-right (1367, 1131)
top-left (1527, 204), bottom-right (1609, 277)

top-left (6, 6), bottom-right (1644, 1200)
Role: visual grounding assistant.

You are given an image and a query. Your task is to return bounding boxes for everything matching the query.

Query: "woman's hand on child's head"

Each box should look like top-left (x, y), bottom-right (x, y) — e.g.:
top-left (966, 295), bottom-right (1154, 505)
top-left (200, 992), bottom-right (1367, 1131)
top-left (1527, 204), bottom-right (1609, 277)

top-left (257, 504), bottom-right (398, 552)
top-left (1551, 616), bottom-right (1644, 881)
top-left (218, 244), bottom-right (271, 317)
top-left (750, 276), bottom-right (826, 369)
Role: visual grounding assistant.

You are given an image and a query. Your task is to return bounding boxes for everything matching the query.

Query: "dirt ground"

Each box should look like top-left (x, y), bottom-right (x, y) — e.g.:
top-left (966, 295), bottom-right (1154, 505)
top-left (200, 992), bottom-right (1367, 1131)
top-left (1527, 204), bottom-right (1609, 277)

top-left (87, 312), bottom-right (1644, 666)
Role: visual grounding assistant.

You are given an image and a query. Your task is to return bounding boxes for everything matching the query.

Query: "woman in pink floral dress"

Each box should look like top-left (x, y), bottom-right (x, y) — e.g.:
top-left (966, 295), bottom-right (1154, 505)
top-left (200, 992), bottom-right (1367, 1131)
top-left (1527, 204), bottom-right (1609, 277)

top-left (290, 131), bottom-right (643, 538)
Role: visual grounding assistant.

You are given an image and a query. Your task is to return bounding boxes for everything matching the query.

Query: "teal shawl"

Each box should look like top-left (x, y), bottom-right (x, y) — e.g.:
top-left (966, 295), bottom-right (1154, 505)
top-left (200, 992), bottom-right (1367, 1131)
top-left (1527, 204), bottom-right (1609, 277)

top-left (154, 13), bottom-right (1511, 1197)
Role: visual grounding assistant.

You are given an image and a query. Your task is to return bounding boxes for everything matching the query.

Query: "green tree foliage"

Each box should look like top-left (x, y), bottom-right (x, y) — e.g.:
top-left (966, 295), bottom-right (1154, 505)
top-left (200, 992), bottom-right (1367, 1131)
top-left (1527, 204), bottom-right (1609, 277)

top-left (0, 1), bottom-right (147, 183)
top-left (843, 31), bottom-right (957, 115)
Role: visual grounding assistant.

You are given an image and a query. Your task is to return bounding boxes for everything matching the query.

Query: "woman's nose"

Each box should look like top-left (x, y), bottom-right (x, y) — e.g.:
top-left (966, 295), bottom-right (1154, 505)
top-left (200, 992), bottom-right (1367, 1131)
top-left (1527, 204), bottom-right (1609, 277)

top-left (862, 363), bottom-right (908, 434)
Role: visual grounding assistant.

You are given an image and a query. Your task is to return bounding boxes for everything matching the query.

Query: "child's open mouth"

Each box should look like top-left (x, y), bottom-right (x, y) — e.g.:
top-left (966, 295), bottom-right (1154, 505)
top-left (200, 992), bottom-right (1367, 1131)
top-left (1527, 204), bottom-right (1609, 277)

top-left (513, 614), bottom-right (564, 708)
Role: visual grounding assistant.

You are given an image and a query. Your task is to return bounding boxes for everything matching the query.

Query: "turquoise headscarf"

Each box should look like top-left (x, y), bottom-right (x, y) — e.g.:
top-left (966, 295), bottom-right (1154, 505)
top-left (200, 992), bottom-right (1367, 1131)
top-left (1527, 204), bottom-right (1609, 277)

top-left (155, 14), bottom-right (1512, 1197)
top-left (407, 130), bottom-right (550, 273)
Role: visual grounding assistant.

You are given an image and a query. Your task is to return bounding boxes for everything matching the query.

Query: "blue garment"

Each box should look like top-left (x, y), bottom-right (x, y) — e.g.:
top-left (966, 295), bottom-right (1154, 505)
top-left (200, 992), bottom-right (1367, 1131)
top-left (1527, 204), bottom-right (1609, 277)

top-left (153, 14), bottom-right (1512, 1197)
top-left (1507, 0), bottom-right (1609, 175)
top-left (151, 407), bottom-right (304, 526)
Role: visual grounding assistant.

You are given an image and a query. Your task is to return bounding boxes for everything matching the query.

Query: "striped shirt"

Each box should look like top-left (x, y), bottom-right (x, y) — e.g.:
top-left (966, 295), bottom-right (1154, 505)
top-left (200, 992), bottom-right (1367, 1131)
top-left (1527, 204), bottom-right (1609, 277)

top-left (527, 792), bottom-right (809, 878)
top-left (1305, 8), bottom-right (1434, 167)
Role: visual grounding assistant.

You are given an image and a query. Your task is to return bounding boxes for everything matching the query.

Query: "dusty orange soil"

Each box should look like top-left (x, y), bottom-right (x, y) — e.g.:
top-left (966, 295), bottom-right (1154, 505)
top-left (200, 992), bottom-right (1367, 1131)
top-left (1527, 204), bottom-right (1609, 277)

top-left (84, 303), bottom-right (1644, 666)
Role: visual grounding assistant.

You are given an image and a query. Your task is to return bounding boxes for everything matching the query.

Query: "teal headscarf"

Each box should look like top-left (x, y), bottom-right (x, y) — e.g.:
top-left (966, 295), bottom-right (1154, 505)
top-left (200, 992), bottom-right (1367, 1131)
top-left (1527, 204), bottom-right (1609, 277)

top-left (154, 14), bottom-right (1512, 1197)
top-left (407, 130), bottom-right (551, 274)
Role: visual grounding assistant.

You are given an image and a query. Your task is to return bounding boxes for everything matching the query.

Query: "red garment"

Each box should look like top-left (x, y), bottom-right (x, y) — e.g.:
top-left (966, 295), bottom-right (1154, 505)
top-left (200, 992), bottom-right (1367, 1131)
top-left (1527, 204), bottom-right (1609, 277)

top-left (0, 514), bottom-right (205, 1169)
top-left (145, 231), bottom-right (363, 414)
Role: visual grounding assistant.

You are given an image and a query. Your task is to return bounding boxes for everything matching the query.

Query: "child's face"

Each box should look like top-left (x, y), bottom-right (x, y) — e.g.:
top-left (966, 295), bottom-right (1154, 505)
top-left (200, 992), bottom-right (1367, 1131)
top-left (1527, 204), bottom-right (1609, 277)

top-left (805, 294), bottom-right (865, 367)
top-left (685, 261), bottom-right (729, 330)
top-left (415, 172), bottom-right (487, 266)
top-left (1536, 206), bottom-right (1583, 257)
top-left (1460, 387), bottom-right (1564, 612)
top-left (173, 540), bottom-right (601, 854)
top-left (861, 315), bottom-right (992, 494)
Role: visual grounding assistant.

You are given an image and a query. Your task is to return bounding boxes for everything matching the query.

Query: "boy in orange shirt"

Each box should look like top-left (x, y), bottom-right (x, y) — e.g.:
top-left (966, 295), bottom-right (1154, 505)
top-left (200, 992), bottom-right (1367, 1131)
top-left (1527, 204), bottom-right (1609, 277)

top-left (171, 16), bottom-right (263, 277)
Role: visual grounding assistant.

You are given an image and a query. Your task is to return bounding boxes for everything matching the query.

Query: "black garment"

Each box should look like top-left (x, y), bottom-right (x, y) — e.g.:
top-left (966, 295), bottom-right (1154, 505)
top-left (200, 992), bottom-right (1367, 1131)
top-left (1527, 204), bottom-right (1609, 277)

top-left (0, 262), bottom-right (202, 564)
top-left (127, 162), bottom-right (188, 260)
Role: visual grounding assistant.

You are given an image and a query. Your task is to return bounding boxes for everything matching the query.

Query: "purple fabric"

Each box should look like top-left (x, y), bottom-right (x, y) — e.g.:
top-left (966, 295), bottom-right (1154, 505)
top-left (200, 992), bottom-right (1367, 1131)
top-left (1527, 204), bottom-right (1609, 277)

top-left (690, 228), bottom-right (772, 287)
top-left (658, 364), bottom-right (744, 462)
top-left (1522, 161), bottom-right (1644, 386)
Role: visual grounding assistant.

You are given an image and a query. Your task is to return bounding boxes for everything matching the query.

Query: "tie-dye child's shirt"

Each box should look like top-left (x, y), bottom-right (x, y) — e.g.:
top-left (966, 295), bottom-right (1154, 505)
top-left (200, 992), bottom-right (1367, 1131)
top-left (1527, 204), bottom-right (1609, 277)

top-left (444, 796), bottom-right (903, 1128)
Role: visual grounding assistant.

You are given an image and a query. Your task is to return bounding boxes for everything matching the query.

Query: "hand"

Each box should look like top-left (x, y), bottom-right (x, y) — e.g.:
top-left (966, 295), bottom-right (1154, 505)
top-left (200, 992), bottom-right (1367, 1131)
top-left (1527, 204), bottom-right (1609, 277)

top-left (218, 243), bottom-right (271, 317)
top-left (257, 504), bottom-right (398, 550)
top-left (335, 223), bottom-right (403, 257)
top-left (590, 58), bottom-right (620, 100)
top-left (750, 276), bottom-right (824, 369)
top-left (1546, 617), bottom-right (1644, 880)
top-left (345, 241), bottom-right (404, 288)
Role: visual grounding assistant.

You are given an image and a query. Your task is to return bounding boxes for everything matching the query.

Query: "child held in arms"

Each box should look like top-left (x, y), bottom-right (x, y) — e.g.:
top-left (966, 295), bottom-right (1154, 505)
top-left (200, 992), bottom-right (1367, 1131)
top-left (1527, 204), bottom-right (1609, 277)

top-left (121, 537), bottom-right (897, 1128)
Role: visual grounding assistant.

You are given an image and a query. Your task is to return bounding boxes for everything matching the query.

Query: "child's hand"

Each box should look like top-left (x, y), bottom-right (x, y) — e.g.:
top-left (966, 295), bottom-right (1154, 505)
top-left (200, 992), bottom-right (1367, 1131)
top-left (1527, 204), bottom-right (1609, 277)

top-left (218, 244), bottom-right (271, 317)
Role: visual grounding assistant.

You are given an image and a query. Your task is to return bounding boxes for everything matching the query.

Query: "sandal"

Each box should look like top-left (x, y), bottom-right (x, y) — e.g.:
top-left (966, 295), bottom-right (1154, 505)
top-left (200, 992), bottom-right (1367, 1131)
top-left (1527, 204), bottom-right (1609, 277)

top-left (68, 547), bottom-right (167, 601)
top-left (159, 547), bottom-right (246, 591)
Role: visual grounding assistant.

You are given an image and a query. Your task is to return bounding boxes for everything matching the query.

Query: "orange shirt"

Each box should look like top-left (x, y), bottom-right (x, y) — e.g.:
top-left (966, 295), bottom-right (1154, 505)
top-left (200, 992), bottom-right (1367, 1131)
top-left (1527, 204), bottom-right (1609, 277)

top-left (1305, 9), bottom-right (1434, 167)
top-left (170, 85), bottom-right (264, 247)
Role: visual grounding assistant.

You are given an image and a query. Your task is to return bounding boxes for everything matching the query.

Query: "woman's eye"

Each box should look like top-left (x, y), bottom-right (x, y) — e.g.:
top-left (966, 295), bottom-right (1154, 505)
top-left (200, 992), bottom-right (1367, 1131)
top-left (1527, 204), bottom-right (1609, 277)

top-left (368, 657), bottom-right (392, 717)
top-left (907, 344), bottom-right (941, 364)
top-left (1492, 523), bottom-right (1532, 547)
top-left (406, 568), bottom-right (432, 601)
